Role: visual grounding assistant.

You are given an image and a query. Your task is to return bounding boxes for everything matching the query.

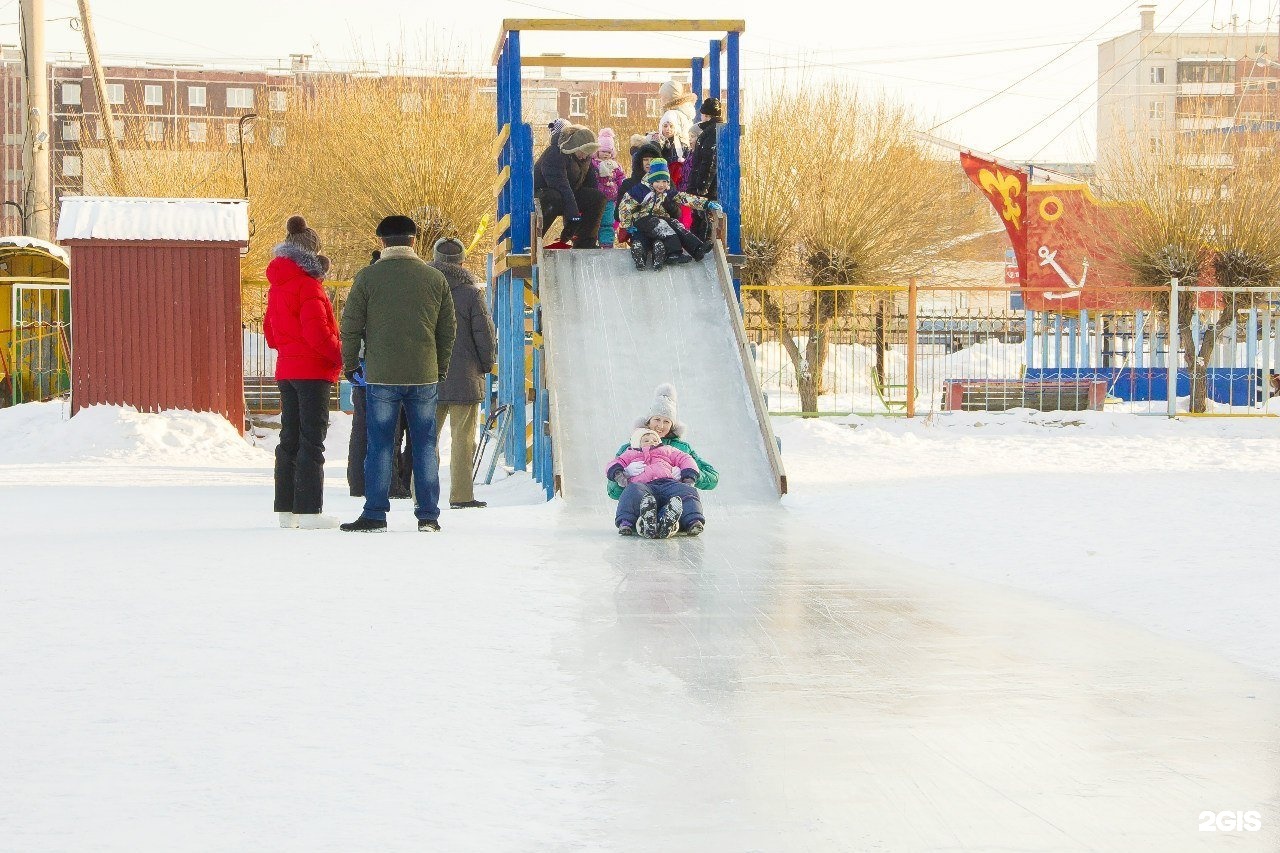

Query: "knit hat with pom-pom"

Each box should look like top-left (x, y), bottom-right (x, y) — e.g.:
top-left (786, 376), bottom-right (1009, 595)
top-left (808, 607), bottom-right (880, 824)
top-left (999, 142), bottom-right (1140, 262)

top-left (648, 383), bottom-right (678, 421)
top-left (284, 215), bottom-right (320, 254)
top-left (597, 127), bottom-right (617, 158)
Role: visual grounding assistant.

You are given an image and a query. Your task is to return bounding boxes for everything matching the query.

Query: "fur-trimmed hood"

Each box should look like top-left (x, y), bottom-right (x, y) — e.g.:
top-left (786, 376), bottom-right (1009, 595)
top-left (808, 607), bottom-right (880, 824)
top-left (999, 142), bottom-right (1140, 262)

top-left (272, 241), bottom-right (325, 279)
top-left (558, 124), bottom-right (599, 157)
top-left (429, 260), bottom-right (480, 290)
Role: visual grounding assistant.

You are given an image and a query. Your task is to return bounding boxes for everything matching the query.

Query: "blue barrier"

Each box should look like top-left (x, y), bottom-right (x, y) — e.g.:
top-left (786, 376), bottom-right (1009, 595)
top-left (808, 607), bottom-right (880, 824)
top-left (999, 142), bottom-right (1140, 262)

top-left (1024, 367), bottom-right (1261, 405)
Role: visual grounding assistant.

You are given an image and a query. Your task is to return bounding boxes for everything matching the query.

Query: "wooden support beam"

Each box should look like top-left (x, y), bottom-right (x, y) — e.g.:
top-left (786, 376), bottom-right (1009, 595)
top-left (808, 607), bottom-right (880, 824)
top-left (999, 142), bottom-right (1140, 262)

top-left (522, 56), bottom-right (694, 69)
top-left (494, 213), bottom-right (512, 239)
top-left (491, 124), bottom-right (511, 160)
top-left (493, 165), bottom-right (511, 198)
top-left (502, 18), bottom-right (745, 33)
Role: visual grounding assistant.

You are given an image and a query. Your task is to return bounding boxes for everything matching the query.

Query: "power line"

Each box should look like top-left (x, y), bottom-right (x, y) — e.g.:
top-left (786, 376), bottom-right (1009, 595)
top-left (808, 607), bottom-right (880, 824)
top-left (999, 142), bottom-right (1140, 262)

top-left (928, 0), bottom-right (1140, 132)
top-left (1021, 0), bottom-right (1217, 158)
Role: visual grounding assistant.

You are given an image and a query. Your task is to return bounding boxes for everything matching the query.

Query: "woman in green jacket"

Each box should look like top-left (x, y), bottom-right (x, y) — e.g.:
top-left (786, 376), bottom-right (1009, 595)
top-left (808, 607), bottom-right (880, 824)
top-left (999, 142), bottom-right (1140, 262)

top-left (607, 384), bottom-right (719, 537)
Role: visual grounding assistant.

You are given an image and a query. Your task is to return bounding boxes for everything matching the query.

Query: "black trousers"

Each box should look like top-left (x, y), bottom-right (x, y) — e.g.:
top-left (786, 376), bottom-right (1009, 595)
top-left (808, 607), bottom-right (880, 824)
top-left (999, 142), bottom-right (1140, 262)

top-left (275, 379), bottom-right (332, 514)
top-left (635, 215), bottom-right (705, 257)
top-left (538, 186), bottom-right (606, 248)
top-left (346, 384), bottom-right (414, 498)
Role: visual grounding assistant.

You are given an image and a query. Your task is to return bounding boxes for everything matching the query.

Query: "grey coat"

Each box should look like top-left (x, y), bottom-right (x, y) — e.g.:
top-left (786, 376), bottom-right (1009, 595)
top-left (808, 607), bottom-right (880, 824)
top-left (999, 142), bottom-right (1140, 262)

top-left (429, 261), bottom-right (497, 404)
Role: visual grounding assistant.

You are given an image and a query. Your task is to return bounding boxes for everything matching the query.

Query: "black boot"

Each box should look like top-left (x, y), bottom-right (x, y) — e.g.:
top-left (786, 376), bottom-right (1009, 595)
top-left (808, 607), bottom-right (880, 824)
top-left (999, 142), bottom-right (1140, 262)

top-left (651, 242), bottom-right (667, 271)
top-left (340, 516), bottom-right (388, 532)
top-left (631, 241), bottom-right (646, 271)
top-left (656, 496), bottom-right (683, 539)
top-left (635, 493), bottom-right (659, 537)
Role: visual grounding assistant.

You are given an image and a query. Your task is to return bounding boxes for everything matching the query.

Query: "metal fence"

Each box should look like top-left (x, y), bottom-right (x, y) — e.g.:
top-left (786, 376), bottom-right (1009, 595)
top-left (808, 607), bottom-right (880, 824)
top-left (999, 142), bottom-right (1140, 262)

top-left (744, 283), bottom-right (1280, 417)
top-left (242, 282), bottom-right (350, 414)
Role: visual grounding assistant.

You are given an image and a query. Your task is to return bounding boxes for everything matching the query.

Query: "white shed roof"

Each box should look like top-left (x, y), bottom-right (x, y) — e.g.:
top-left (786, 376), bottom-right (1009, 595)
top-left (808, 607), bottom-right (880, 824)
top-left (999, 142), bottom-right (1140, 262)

top-left (56, 197), bottom-right (250, 243)
top-left (0, 235), bottom-right (70, 263)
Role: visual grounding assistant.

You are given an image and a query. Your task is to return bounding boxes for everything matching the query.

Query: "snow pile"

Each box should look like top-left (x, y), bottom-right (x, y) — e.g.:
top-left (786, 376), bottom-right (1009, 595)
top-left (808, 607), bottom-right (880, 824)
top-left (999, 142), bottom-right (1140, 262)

top-left (0, 402), bottom-right (267, 465)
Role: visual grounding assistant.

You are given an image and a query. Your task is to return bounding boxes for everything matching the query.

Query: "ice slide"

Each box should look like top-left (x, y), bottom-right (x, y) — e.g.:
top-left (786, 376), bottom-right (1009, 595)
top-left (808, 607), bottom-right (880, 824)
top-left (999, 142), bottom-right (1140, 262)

top-left (538, 246), bottom-right (785, 506)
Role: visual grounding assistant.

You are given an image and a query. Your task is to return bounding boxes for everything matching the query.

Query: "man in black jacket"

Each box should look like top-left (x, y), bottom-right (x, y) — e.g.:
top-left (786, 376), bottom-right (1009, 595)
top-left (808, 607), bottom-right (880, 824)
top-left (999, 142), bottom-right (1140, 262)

top-left (686, 97), bottom-right (722, 244)
top-left (534, 125), bottom-right (605, 248)
top-left (428, 237), bottom-right (497, 509)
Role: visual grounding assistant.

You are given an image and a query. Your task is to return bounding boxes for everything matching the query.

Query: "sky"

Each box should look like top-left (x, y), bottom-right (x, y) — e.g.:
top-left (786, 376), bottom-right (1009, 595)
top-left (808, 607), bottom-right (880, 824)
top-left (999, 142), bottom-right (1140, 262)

top-left (4, 0), bottom-right (1278, 162)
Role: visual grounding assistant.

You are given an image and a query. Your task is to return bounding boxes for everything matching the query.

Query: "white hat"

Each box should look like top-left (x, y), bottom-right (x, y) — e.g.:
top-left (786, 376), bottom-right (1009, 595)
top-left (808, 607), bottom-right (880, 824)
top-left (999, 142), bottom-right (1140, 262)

top-left (630, 427), bottom-right (660, 449)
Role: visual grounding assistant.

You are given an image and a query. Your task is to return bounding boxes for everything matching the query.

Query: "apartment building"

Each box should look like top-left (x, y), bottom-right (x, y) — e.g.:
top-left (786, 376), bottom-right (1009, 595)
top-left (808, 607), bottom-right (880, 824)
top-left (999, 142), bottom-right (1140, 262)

top-left (1096, 4), bottom-right (1280, 170)
top-left (1, 49), bottom-right (684, 237)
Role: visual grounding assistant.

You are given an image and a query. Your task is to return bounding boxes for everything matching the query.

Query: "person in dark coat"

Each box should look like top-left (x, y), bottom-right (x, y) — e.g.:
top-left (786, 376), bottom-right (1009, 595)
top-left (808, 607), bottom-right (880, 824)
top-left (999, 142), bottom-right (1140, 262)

top-left (264, 215), bottom-right (343, 530)
top-left (428, 237), bottom-right (497, 509)
top-left (346, 249), bottom-right (414, 501)
top-left (534, 124), bottom-right (605, 248)
top-left (685, 97), bottom-right (722, 243)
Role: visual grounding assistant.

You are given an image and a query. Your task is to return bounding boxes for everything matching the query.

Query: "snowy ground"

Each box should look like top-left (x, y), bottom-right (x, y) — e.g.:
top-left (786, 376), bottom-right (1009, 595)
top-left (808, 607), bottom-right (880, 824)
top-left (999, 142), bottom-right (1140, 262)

top-left (2, 401), bottom-right (1278, 850)
top-left (773, 409), bottom-right (1280, 679)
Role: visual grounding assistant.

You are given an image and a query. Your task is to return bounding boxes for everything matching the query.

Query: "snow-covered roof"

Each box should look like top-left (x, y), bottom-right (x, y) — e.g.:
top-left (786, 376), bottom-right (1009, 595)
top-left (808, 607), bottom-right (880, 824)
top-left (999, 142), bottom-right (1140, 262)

top-left (0, 235), bottom-right (69, 264)
top-left (55, 197), bottom-right (250, 243)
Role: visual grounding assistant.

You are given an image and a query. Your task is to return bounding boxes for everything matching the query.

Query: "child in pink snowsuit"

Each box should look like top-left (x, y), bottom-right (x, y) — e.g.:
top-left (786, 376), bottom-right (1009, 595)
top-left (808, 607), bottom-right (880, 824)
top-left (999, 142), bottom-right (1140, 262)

top-left (606, 427), bottom-right (700, 538)
top-left (593, 128), bottom-right (626, 248)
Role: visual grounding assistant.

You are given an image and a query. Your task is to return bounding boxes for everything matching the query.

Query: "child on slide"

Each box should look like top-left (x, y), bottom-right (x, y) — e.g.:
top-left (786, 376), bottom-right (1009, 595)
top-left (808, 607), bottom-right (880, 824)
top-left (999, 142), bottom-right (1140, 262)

top-left (606, 427), bottom-right (699, 539)
top-left (617, 158), bottom-right (722, 272)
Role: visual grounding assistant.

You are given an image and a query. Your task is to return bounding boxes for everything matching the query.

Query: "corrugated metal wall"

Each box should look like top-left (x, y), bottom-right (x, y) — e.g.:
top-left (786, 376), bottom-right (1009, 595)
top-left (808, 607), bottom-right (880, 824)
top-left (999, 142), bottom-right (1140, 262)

top-left (65, 240), bottom-right (244, 430)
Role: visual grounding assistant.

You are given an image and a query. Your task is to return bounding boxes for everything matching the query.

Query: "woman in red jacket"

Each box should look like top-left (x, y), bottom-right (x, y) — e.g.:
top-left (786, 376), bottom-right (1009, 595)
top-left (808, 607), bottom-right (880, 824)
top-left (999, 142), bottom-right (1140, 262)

top-left (264, 216), bottom-right (343, 529)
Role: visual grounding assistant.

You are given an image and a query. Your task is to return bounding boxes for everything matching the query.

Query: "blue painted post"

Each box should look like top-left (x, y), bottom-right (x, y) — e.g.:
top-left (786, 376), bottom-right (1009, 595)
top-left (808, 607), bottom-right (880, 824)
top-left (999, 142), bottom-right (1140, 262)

top-left (709, 39), bottom-right (721, 103)
top-left (1068, 316), bottom-right (1078, 368)
top-left (725, 31), bottom-right (741, 265)
top-left (1054, 314), bottom-right (1063, 369)
top-left (1080, 309), bottom-right (1091, 368)
top-left (1134, 310), bottom-right (1145, 369)
top-left (1024, 310), bottom-right (1034, 369)
top-left (1040, 312), bottom-right (1049, 370)
top-left (691, 57), bottom-right (704, 115)
top-left (1246, 306), bottom-right (1258, 373)
top-left (483, 253), bottom-right (495, 421)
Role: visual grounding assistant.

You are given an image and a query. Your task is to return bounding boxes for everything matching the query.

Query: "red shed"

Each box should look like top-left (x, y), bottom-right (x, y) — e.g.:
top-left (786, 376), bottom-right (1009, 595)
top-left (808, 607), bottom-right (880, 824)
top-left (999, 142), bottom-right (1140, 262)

top-left (56, 197), bottom-right (250, 430)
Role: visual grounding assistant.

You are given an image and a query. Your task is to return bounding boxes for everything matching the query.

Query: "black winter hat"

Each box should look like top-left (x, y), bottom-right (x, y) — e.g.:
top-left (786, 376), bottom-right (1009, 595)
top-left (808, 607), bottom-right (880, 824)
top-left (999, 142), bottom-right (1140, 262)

top-left (700, 97), bottom-right (723, 120)
top-left (375, 215), bottom-right (418, 238)
top-left (637, 140), bottom-right (663, 160)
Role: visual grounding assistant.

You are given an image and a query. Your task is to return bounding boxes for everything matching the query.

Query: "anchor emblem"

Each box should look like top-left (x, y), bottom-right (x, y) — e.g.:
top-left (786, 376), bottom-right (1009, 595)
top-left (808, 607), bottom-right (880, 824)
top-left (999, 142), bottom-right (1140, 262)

top-left (1037, 245), bottom-right (1088, 300)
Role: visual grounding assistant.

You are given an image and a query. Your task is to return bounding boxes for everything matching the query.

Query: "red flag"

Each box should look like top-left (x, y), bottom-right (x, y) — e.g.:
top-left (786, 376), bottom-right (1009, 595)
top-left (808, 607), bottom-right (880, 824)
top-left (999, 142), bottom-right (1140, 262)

top-left (961, 152), bottom-right (1028, 278)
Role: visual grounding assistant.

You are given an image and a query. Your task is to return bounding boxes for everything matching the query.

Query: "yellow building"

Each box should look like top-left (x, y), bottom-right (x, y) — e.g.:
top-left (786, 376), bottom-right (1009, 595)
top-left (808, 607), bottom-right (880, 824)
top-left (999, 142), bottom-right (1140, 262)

top-left (0, 237), bottom-right (71, 406)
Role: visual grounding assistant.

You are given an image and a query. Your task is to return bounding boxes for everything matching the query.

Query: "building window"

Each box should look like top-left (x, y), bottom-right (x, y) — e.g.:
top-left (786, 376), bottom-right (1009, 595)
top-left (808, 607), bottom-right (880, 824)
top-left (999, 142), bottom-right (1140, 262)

top-left (1148, 101), bottom-right (1165, 121)
top-left (1149, 66), bottom-right (1165, 84)
top-left (62, 120), bottom-right (80, 141)
top-left (268, 125), bottom-right (286, 146)
top-left (188, 121), bottom-right (207, 143)
top-left (62, 155), bottom-right (81, 177)
top-left (399, 92), bottom-right (423, 113)
top-left (188, 86), bottom-right (206, 108)
top-left (145, 120), bottom-right (164, 142)
top-left (226, 88), bottom-right (254, 109)
top-left (569, 94), bottom-right (587, 117)
top-left (269, 90), bottom-right (287, 112)
top-left (610, 97), bottom-right (628, 118)
top-left (645, 97), bottom-right (660, 118)
top-left (100, 119), bottom-right (124, 141)
top-left (226, 122), bottom-right (253, 144)
top-left (61, 83), bottom-right (81, 105)
top-left (105, 83), bottom-right (125, 105)
top-left (144, 85), bottom-right (163, 106)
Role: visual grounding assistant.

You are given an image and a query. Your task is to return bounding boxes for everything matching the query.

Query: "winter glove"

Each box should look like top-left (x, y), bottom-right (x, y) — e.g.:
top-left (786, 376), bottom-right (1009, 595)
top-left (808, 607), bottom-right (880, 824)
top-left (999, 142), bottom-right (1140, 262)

top-left (623, 460), bottom-right (646, 477)
top-left (346, 361), bottom-right (367, 387)
top-left (616, 229), bottom-right (630, 245)
top-left (612, 471), bottom-right (629, 489)
top-left (706, 201), bottom-right (723, 212)
top-left (679, 467), bottom-right (698, 485)
top-left (627, 226), bottom-right (638, 235)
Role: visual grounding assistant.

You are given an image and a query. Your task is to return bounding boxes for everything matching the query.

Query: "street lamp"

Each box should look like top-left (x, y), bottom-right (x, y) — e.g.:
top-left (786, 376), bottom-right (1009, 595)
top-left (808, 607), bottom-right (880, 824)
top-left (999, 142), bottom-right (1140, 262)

top-left (3, 200), bottom-right (25, 233)
top-left (237, 113), bottom-right (258, 199)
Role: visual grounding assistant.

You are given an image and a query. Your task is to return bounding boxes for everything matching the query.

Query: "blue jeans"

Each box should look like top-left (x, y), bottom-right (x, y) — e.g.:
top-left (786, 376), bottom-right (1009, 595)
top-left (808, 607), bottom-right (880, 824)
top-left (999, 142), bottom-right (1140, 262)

top-left (363, 384), bottom-right (440, 522)
top-left (615, 480), bottom-right (704, 530)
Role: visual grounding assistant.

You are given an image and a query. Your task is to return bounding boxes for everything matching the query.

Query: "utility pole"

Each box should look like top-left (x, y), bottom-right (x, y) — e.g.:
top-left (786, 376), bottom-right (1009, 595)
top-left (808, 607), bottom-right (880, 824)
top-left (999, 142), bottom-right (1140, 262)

top-left (19, 0), bottom-right (51, 240)
top-left (76, 0), bottom-right (123, 192)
